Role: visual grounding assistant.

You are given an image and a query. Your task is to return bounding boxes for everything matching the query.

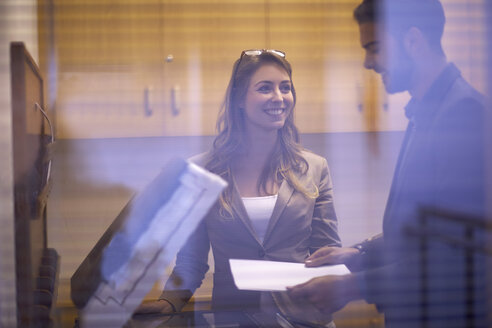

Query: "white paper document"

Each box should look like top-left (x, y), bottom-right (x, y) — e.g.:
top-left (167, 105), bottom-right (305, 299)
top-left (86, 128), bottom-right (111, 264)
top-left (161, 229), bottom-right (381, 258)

top-left (229, 259), bottom-right (350, 291)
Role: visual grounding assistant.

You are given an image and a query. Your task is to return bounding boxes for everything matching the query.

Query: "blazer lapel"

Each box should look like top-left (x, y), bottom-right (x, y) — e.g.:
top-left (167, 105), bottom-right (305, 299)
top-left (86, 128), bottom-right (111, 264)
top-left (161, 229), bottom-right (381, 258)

top-left (230, 182), bottom-right (263, 244)
top-left (263, 179), bottom-right (294, 243)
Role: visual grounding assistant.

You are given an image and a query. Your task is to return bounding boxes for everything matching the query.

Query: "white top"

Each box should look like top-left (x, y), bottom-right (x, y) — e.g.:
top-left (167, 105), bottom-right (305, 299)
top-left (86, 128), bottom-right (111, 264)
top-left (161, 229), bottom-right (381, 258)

top-left (241, 194), bottom-right (278, 242)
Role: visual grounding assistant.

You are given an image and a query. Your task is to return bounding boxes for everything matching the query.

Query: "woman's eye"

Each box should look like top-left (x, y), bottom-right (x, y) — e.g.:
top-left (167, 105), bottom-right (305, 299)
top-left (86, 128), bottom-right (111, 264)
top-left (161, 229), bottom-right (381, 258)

top-left (257, 85), bottom-right (272, 92)
top-left (280, 85), bottom-right (292, 93)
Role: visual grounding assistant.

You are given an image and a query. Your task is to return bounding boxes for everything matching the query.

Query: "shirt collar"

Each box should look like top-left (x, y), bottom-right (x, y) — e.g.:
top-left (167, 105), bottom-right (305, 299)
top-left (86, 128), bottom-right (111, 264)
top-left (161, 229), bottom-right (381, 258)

top-left (404, 63), bottom-right (461, 124)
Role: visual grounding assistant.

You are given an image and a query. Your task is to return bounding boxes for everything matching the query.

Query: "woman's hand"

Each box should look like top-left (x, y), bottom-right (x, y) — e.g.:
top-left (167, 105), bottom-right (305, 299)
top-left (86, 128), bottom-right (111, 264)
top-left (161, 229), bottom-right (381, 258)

top-left (134, 299), bottom-right (175, 314)
top-left (305, 246), bottom-right (361, 270)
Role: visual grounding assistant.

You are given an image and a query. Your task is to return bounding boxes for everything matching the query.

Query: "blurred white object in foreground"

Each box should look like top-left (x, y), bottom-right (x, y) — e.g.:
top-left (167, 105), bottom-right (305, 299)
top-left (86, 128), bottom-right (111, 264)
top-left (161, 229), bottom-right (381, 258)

top-left (71, 159), bottom-right (226, 328)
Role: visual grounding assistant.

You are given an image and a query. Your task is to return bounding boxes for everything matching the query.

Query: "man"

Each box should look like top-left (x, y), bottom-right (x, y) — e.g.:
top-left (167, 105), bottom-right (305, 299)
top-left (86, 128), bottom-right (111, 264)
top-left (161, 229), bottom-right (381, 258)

top-left (287, 0), bottom-right (488, 327)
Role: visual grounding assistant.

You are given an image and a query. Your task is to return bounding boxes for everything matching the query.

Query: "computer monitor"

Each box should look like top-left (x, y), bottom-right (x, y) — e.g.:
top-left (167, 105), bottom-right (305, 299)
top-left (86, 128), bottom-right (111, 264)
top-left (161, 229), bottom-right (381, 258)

top-left (10, 41), bottom-right (57, 327)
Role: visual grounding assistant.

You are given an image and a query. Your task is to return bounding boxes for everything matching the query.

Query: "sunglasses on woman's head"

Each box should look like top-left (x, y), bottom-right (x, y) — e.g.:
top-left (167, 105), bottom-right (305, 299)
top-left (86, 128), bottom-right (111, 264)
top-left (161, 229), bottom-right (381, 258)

top-left (240, 49), bottom-right (286, 58)
top-left (233, 49), bottom-right (286, 87)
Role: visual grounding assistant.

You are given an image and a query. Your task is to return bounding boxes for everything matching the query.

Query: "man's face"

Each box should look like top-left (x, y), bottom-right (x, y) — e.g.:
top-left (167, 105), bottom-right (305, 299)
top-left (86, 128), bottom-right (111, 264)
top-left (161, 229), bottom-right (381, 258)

top-left (358, 22), bottom-right (414, 94)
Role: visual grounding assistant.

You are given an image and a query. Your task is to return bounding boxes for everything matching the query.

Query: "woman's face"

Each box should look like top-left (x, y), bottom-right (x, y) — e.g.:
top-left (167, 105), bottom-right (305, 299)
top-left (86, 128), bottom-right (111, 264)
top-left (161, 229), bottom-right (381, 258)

top-left (241, 63), bottom-right (294, 134)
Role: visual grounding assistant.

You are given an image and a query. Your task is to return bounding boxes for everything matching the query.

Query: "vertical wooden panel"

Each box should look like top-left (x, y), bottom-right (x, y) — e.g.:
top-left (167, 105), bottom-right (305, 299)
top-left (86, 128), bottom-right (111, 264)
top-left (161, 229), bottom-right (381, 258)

top-left (269, 0), bottom-right (365, 133)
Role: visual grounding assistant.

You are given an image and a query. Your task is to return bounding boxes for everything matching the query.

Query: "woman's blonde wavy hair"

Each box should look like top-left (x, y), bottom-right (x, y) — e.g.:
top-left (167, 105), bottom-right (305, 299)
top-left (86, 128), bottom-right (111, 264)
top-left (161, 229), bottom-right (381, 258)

top-left (204, 51), bottom-right (318, 216)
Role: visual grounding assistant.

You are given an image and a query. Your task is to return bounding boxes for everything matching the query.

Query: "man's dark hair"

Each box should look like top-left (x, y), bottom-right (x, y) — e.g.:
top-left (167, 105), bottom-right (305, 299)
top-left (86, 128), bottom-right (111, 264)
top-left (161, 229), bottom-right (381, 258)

top-left (354, 0), bottom-right (446, 54)
top-left (353, 0), bottom-right (378, 25)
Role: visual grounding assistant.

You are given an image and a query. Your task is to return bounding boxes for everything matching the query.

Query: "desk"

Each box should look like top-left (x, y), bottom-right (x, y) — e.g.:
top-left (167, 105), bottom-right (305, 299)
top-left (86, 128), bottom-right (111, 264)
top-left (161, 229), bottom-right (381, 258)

top-left (74, 311), bottom-right (279, 328)
top-left (63, 299), bottom-right (384, 328)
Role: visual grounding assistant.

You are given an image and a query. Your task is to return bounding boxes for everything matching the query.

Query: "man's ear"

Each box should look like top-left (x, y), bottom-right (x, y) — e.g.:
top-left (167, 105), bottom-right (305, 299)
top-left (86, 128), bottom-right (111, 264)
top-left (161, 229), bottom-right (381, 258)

top-left (403, 27), bottom-right (426, 58)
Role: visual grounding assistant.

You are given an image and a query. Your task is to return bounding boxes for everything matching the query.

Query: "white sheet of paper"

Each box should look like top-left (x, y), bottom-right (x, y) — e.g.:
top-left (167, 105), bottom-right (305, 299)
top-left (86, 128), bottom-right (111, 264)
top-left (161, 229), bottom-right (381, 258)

top-left (229, 259), bottom-right (350, 291)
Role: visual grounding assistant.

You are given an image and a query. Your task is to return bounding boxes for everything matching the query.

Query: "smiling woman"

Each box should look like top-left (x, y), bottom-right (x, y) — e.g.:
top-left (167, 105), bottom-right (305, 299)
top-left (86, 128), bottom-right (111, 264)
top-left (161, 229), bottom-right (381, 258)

top-left (135, 50), bottom-right (342, 326)
top-left (242, 64), bottom-right (294, 134)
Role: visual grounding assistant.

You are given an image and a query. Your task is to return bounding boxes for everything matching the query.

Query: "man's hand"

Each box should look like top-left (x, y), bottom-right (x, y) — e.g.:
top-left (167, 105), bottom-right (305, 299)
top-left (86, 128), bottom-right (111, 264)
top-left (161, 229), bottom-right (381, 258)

top-left (286, 274), bottom-right (361, 314)
top-left (134, 299), bottom-right (174, 314)
top-left (306, 246), bottom-right (361, 269)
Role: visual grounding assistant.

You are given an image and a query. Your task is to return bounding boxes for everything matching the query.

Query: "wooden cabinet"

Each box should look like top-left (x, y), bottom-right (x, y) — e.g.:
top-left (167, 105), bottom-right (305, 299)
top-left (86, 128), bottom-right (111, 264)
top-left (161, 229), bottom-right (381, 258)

top-left (45, 0), bottom-right (268, 138)
top-left (40, 0), bottom-right (486, 139)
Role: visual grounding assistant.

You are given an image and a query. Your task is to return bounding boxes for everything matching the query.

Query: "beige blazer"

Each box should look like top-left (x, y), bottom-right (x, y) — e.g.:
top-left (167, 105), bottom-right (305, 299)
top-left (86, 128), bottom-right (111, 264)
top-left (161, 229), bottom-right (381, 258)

top-left (161, 150), bottom-right (341, 312)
